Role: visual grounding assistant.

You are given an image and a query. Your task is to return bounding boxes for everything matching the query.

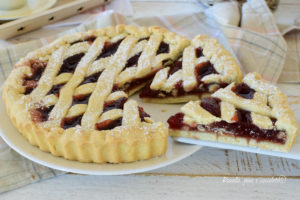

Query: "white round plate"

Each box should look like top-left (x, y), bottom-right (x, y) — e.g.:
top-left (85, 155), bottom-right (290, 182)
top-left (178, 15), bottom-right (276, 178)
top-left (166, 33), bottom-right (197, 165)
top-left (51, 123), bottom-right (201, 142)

top-left (0, 0), bottom-right (57, 21)
top-left (0, 94), bottom-right (201, 175)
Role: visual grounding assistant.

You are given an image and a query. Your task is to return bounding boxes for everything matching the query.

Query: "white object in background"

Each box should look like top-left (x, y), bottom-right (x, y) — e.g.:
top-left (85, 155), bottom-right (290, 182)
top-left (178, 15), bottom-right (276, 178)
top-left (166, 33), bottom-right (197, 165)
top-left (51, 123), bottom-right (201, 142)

top-left (0, 0), bottom-right (57, 20)
top-left (0, 0), bottom-right (26, 10)
top-left (274, 0), bottom-right (300, 34)
top-left (45, 0), bottom-right (133, 29)
top-left (210, 1), bottom-right (240, 26)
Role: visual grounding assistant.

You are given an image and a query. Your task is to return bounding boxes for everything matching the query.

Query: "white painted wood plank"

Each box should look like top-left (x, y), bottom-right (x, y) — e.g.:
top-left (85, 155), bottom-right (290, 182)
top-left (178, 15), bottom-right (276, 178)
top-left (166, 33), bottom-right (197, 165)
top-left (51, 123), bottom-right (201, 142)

top-left (149, 147), bottom-right (300, 176)
top-left (2, 175), bottom-right (299, 200)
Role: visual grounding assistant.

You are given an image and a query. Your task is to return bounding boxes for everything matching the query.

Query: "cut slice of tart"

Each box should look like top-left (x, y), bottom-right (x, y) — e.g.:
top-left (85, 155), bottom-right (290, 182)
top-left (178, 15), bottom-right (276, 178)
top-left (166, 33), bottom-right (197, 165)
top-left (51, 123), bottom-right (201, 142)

top-left (1, 25), bottom-right (185, 163)
top-left (139, 35), bottom-right (243, 103)
top-left (167, 72), bottom-right (299, 152)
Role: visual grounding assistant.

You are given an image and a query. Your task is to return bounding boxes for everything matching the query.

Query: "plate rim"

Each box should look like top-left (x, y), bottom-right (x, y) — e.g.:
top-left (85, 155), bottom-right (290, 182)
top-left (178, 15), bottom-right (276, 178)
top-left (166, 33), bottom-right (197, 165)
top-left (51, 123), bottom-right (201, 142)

top-left (0, 132), bottom-right (201, 175)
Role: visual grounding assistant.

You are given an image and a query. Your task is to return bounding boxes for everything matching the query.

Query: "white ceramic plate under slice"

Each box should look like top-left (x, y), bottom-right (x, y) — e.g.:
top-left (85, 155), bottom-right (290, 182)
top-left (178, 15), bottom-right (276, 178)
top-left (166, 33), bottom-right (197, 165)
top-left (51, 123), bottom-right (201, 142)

top-left (0, 0), bottom-right (57, 21)
top-left (174, 100), bottom-right (300, 160)
top-left (0, 93), bottom-right (201, 175)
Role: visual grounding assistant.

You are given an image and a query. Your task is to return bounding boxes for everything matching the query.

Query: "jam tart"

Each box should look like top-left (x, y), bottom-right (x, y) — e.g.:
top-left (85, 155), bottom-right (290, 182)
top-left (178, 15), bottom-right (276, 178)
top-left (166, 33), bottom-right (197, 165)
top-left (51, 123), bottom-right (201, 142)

top-left (2, 25), bottom-right (190, 163)
top-left (168, 72), bottom-right (299, 152)
top-left (139, 35), bottom-right (243, 103)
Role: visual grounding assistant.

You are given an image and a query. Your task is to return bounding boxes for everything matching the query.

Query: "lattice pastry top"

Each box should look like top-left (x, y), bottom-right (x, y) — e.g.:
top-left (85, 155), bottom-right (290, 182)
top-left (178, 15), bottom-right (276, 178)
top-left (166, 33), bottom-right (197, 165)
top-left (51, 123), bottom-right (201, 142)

top-left (168, 72), bottom-right (299, 152)
top-left (1, 25), bottom-right (192, 163)
top-left (139, 35), bottom-right (242, 103)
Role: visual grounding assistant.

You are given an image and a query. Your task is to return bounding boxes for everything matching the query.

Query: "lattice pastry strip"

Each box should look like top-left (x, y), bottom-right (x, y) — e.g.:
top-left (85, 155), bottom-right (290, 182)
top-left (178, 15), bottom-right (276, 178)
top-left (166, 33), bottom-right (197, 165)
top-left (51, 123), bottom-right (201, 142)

top-left (113, 32), bottom-right (189, 93)
top-left (47, 37), bottom-right (106, 127)
top-left (63, 26), bottom-right (189, 97)
top-left (140, 34), bottom-right (242, 103)
top-left (149, 67), bottom-right (169, 90)
top-left (182, 46), bottom-right (197, 91)
top-left (82, 36), bottom-right (138, 129)
top-left (122, 100), bottom-right (141, 126)
top-left (98, 109), bottom-right (123, 123)
top-left (64, 42), bottom-right (90, 59)
top-left (168, 72), bottom-right (299, 152)
top-left (30, 46), bottom-right (67, 100)
top-left (212, 83), bottom-right (272, 117)
top-left (135, 34), bottom-right (163, 78)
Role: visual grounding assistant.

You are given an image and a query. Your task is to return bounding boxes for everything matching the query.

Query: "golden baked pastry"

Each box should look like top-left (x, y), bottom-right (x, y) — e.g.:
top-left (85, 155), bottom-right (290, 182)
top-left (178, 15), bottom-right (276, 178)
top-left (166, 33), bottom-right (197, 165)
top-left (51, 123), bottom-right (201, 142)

top-left (2, 25), bottom-right (190, 163)
top-left (168, 72), bottom-right (299, 152)
top-left (139, 35), bottom-right (243, 103)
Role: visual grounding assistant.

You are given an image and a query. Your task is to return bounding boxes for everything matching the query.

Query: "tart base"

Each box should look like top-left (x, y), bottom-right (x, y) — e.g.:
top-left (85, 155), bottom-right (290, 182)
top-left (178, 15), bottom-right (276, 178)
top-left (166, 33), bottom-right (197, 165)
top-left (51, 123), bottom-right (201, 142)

top-left (169, 129), bottom-right (296, 152)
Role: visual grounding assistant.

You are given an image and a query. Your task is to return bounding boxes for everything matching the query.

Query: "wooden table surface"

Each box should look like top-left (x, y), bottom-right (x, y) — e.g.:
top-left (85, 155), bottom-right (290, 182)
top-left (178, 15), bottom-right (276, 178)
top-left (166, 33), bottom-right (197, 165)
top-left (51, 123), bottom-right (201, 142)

top-left (2, 0), bottom-right (300, 199)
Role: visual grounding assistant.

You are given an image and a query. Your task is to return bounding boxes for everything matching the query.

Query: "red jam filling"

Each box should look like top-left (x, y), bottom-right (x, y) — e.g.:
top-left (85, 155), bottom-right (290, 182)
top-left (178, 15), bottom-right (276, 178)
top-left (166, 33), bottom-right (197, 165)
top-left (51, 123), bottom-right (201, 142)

top-left (72, 94), bottom-right (90, 105)
top-left (61, 115), bottom-right (83, 129)
top-left (95, 106), bottom-right (150, 131)
top-left (167, 97), bottom-right (286, 144)
top-left (232, 83), bottom-right (255, 99)
top-left (200, 97), bottom-right (221, 117)
top-left (103, 97), bottom-right (128, 113)
top-left (156, 42), bottom-right (170, 55)
top-left (113, 42), bottom-right (171, 94)
top-left (94, 107), bottom-right (150, 131)
top-left (96, 39), bottom-right (123, 60)
top-left (167, 112), bottom-right (186, 130)
top-left (58, 96), bottom-right (150, 129)
top-left (23, 60), bottom-right (47, 95)
top-left (58, 53), bottom-right (85, 75)
top-left (139, 81), bottom-right (219, 98)
top-left (95, 118), bottom-right (122, 131)
top-left (30, 105), bottom-right (54, 122)
top-left (139, 59), bottom-right (225, 99)
top-left (70, 35), bottom-right (96, 45)
top-left (195, 61), bottom-right (217, 83)
top-left (48, 53), bottom-right (91, 96)
top-left (138, 37), bottom-right (149, 42)
top-left (138, 106), bottom-right (150, 121)
top-left (195, 47), bottom-right (203, 58)
top-left (81, 71), bottom-right (102, 85)
top-left (125, 52), bottom-right (142, 68)
top-left (113, 70), bottom-right (157, 94)
top-left (47, 84), bottom-right (64, 96)
top-left (168, 60), bottom-right (182, 75)
top-left (61, 97), bottom-right (127, 129)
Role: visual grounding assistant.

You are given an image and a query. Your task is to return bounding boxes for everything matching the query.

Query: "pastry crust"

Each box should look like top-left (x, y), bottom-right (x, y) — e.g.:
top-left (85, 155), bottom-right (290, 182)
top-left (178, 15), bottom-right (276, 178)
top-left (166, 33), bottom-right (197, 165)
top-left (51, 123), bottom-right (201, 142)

top-left (170, 129), bottom-right (295, 152)
top-left (169, 72), bottom-right (299, 152)
top-left (3, 90), bottom-right (168, 163)
top-left (141, 93), bottom-right (210, 104)
top-left (140, 34), bottom-right (243, 103)
top-left (1, 25), bottom-right (192, 163)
